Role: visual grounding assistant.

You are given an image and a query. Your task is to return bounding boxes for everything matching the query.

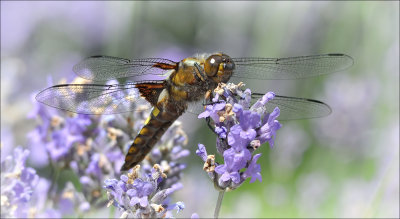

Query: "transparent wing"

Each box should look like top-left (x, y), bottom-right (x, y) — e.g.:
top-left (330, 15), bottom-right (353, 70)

top-left (73, 56), bottom-right (178, 81)
top-left (232, 53), bottom-right (353, 80)
top-left (252, 93), bottom-right (332, 120)
top-left (187, 100), bottom-right (207, 115)
top-left (188, 93), bottom-right (331, 120)
top-left (35, 82), bottom-right (154, 114)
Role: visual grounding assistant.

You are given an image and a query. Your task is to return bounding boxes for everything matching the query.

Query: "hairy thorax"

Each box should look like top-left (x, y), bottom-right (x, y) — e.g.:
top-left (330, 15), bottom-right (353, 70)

top-left (157, 52), bottom-right (235, 115)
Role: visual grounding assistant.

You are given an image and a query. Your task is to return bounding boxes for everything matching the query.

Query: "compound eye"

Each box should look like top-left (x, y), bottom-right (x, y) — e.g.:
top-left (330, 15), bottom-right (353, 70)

top-left (222, 56), bottom-right (235, 71)
top-left (205, 55), bottom-right (222, 77)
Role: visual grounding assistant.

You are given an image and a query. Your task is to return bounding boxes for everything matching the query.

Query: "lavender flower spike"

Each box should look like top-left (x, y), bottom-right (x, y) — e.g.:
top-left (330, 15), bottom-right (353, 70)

top-left (1, 147), bottom-right (39, 218)
top-left (103, 164), bottom-right (184, 218)
top-left (28, 76), bottom-right (189, 217)
top-left (196, 82), bottom-right (281, 191)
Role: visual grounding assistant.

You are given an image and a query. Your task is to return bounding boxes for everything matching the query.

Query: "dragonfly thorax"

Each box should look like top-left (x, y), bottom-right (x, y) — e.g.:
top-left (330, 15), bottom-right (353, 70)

top-left (166, 53), bottom-right (236, 104)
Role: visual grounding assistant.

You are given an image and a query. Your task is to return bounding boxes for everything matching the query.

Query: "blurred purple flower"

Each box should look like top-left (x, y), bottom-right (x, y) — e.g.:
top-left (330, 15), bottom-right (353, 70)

top-left (27, 70), bottom-right (189, 217)
top-left (47, 128), bottom-right (83, 161)
top-left (191, 213), bottom-right (200, 218)
top-left (1, 127), bottom-right (14, 163)
top-left (65, 114), bottom-right (92, 135)
top-left (85, 153), bottom-right (103, 179)
top-left (1, 147), bottom-right (39, 218)
top-left (0, 146), bottom-right (63, 218)
top-left (58, 182), bottom-right (90, 216)
top-left (37, 209), bottom-right (62, 218)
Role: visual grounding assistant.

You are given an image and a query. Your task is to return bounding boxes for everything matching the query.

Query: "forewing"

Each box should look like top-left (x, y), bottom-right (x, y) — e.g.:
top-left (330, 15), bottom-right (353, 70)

top-left (35, 82), bottom-right (155, 114)
top-left (252, 94), bottom-right (332, 120)
top-left (73, 56), bottom-right (177, 81)
top-left (187, 100), bottom-right (208, 115)
top-left (232, 53), bottom-right (353, 80)
top-left (186, 93), bottom-right (331, 120)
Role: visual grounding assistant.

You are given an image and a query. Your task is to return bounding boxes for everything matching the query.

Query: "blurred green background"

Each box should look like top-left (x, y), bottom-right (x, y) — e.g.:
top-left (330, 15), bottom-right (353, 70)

top-left (1, 1), bottom-right (398, 218)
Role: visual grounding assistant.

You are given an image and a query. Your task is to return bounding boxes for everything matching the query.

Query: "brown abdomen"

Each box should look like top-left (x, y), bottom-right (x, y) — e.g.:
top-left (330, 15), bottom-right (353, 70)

top-left (120, 107), bottom-right (179, 171)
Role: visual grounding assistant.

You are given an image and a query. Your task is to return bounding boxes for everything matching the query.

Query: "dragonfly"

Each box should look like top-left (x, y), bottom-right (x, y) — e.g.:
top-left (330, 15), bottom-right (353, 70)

top-left (36, 52), bottom-right (353, 171)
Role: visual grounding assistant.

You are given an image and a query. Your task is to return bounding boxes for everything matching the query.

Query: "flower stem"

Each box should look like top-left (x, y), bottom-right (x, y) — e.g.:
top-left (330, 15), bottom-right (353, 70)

top-left (48, 160), bottom-right (60, 200)
top-left (214, 190), bottom-right (225, 219)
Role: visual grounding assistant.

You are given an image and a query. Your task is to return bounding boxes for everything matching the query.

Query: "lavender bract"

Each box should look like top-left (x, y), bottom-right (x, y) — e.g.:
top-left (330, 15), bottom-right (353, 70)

top-left (102, 120), bottom-right (189, 218)
top-left (196, 82), bottom-right (282, 190)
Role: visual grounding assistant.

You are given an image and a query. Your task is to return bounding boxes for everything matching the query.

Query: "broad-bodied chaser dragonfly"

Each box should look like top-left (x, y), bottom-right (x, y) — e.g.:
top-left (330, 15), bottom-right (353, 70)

top-left (36, 52), bottom-right (353, 171)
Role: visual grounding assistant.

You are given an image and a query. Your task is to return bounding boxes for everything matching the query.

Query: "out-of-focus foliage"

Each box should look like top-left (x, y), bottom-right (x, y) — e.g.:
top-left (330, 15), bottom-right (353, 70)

top-left (1, 1), bottom-right (398, 218)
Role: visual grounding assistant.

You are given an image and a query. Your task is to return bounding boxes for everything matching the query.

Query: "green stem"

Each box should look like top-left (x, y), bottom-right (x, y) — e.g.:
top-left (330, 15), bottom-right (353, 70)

top-left (214, 190), bottom-right (225, 219)
top-left (47, 161), bottom-right (60, 200)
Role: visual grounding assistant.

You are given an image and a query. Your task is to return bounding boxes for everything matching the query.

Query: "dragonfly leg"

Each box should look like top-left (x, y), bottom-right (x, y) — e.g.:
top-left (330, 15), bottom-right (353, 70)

top-left (206, 117), bottom-right (217, 134)
top-left (193, 62), bottom-right (207, 82)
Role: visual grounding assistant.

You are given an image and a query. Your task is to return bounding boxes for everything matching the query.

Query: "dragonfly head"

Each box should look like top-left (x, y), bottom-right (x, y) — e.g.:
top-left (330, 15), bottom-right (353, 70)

top-left (204, 53), bottom-right (235, 83)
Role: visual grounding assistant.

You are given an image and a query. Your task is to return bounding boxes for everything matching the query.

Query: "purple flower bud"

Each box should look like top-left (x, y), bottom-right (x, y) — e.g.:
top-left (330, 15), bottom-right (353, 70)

top-left (195, 144), bottom-right (208, 162)
top-left (215, 126), bottom-right (227, 139)
top-left (232, 103), bottom-right (243, 116)
top-left (242, 153), bottom-right (262, 183)
top-left (198, 102), bottom-right (225, 123)
top-left (258, 107), bottom-right (281, 148)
